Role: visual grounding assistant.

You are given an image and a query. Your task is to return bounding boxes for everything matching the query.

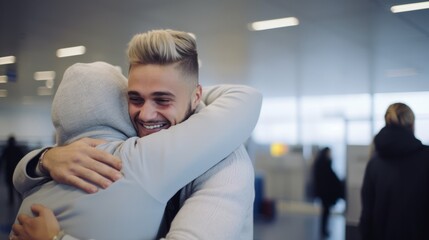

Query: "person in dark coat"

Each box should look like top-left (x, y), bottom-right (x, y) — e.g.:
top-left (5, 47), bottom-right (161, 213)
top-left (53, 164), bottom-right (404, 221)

top-left (1, 135), bottom-right (25, 205)
top-left (359, 102), bottom-right (429, 240)
top-left (313, 147), bottom-right (344, 238)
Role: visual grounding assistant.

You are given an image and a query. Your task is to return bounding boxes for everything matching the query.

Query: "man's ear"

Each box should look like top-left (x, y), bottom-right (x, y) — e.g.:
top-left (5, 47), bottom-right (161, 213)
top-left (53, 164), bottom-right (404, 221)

top-left (191, 84), bottom-right (202, 109)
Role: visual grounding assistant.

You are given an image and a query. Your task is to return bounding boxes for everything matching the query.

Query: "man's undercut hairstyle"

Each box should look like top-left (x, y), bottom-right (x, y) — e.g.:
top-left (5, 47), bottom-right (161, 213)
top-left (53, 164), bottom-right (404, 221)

top-left (127, 29), bottom-right (199, 85)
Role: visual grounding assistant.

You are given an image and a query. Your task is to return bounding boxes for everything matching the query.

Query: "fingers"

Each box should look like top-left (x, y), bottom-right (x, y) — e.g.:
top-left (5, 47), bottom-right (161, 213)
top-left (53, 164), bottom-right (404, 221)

top-left (11, 224), bottom-right (24, 239)
top-left (13, 208), bottom-right (60, 240)
top-left (51, 162), bottom-right (117, 193)
top-left (30, 204), bottom-right (49, 216)
top-left (83, 146), bottom-right (122, 171)
top-left (17, 214), bottom-right (31, 225)
top-left (45, 137), bottom-right (123, 192)
top-left (77, 165), bottom-right (115, 188)
top-left (62, 175), bottom-right (99, 194)
top-left (64, 153), bottom-right (121, 190)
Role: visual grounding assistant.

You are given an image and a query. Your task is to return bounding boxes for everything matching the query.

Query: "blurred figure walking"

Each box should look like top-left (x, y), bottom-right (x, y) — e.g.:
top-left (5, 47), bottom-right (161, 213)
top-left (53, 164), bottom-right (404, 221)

top-left (313, 147), bottom-right (344, 238)
top-left (1, 135), bottom-right (24, 205)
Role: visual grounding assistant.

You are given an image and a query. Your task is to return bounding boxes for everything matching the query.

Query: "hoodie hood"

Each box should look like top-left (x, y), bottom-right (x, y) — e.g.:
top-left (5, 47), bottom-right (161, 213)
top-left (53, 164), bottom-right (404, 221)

top-left (52, 62), bottom-right (137, 145)
top-left (373, 125), bottom-right (423, 159)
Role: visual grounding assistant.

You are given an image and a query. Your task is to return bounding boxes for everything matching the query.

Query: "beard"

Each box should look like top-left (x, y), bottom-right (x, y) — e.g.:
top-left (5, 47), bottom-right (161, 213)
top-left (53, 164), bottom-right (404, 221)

top-left (180, 102), bottom-right (196, 124)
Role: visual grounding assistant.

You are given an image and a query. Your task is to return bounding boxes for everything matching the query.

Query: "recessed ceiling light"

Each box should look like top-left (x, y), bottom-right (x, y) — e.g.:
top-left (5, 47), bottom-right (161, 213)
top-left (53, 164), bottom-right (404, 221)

top-left (248, 17), bottom-right (299, 31)
top-left (34, 71), bottom-right (56, 81)
top-left (0, 56), bottom-right (16, 65)
top-left (37, 87), bottom-right (52, 96)
top-left (56, 46), bottom-right (86, 58)
top-left (0, 75), bottom-right (7, 83)
top-left (391, 1), bottom-right (429, 13)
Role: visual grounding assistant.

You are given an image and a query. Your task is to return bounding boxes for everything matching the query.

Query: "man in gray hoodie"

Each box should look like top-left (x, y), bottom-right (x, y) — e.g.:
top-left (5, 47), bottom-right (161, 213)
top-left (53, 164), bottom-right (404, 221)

top-left (12, 29), bottom-right (261, 240)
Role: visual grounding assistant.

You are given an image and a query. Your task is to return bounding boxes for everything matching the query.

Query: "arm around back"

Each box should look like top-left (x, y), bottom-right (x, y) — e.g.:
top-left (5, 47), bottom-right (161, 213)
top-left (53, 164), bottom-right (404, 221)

top-left (14, 84), bottom-right (262, 201)
top-left (120, 84), bottom-right (262, 202)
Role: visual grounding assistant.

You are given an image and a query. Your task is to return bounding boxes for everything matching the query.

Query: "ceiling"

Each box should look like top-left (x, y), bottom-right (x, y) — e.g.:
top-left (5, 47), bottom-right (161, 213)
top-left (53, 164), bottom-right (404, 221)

top-left (1, 0), bottom-right (428, 106)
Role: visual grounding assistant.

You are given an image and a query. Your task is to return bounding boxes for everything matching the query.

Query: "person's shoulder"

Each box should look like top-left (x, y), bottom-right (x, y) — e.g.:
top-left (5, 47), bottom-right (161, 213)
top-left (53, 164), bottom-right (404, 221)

top-left (222, 145), bottom-right (253, 168)
top-left (192, 145), bottom-right (253, 185)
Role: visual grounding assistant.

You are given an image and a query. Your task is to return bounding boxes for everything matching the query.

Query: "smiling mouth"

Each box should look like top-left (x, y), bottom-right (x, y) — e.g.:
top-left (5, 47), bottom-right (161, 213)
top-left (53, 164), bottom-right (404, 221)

top-left (142, 123), bottom-right (168, 130)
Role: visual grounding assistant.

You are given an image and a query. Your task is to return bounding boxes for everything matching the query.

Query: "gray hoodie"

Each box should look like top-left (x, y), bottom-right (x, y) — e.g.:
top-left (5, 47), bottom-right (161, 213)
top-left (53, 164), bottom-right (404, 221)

top-left (15, 61), bottom-right (262, 240)
top-left (52, 61), bottom-right (135, 145)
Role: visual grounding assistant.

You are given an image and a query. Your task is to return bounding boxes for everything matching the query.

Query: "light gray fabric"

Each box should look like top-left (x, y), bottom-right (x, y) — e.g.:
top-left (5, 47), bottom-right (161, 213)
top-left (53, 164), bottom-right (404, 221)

top-left (164, 145), bottom-right (254, 240)
top-left (52, 61), bottom-right (136, 145)
top-left (14, 62), bottom-right (262, 240)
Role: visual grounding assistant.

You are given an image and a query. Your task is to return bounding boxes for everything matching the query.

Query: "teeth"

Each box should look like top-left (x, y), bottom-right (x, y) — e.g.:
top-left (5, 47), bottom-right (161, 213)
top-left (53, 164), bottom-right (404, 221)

top-left (143, 124), bottom-right (164, 130)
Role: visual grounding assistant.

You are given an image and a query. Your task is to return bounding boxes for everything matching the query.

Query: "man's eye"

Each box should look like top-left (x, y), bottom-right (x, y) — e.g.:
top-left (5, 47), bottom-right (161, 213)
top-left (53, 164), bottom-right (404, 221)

top-left (129, 97), bottom-right (144, 104)
top-left (155, 99), bottom-right (170, 105)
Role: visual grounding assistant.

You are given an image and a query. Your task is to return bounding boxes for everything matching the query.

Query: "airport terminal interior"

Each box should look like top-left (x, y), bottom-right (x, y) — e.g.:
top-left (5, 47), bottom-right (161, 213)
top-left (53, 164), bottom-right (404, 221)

top-left (1, 0), bottom-right (429, 239)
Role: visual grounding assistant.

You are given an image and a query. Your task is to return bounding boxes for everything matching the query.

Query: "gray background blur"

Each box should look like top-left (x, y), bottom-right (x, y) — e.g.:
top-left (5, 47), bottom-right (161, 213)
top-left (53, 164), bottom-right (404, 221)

top-left (1, 0), bottom-right (428, 239)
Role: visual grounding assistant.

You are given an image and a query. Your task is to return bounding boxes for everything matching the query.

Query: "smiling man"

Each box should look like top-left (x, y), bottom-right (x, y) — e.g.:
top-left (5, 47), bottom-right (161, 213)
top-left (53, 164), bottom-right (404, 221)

top-left (127, 63), bottom-right (200, 137)
top-left (126, 30), bottom-right (256, 239)
top-left (12, 29), bottom-right (260, 239)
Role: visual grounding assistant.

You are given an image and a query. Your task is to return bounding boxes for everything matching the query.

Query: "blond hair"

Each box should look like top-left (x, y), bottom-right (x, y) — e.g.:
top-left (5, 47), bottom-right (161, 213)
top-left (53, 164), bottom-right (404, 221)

top-left (127, 29), bottom-right (198, 85)
top-left (384, 102), bottom-right (415, 130)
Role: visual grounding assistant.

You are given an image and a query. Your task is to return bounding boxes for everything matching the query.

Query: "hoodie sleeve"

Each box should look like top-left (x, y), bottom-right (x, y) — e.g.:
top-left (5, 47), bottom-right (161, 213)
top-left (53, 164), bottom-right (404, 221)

top-left (13, 148), bottom-right (51, 196)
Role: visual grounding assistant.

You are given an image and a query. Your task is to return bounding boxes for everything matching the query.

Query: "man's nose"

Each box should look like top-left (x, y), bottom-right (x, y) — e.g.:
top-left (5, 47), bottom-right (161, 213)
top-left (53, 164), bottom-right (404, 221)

top-left (138, 103), bottom-right (157, 121)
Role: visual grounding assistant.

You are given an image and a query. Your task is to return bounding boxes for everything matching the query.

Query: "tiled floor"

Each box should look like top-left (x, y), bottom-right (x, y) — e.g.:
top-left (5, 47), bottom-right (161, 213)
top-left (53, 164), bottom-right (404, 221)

top-left (0, 181), bottom-right (345, 240)
top-left (254, 212), bottom-right (345, 240)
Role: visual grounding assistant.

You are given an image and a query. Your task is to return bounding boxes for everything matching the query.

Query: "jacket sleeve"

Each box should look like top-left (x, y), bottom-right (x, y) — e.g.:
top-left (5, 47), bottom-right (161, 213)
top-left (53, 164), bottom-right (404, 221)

top-left (13, 148), bottom-right (51, 196)
top-left (162, 145), bottom-right (254, 240)
top-left (118, 84), bottom-right (262, 203)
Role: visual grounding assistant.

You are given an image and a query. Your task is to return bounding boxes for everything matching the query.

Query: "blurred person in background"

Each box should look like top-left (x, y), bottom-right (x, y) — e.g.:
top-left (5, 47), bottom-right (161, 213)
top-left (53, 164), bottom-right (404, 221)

top-left (359, 103), bottom-right (429, 240)
top-left (1, 135), bottom-right (25, 205)
top-left (312, 147), bottom-right (344, 238)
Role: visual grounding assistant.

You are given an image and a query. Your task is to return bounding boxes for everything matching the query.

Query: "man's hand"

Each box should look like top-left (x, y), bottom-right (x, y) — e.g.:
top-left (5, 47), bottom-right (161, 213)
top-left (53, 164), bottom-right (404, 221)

top-left (42, 138), bottom-right (123, 193)
top-left (11, 204), bottom-right (60, 240)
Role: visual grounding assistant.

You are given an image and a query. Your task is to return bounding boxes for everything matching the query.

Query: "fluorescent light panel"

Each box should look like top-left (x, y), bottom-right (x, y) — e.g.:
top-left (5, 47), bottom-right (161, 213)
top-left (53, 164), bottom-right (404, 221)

top-left (34, 71), bottom-right (56, 81)
top-left (0, 56), bottom-right (16, 65)
top-left (0, 89), bottom-right (7, 97)
top-left (37, 87), bottom-right (52, 96)
top-left (391, 1), bottom-right (429, 13)
top-left (0, 75), bottom-right (7, 83)
top-left (249, 17), bottom-right (299, 31)
top-left (56, 46), bottom-right (86, 58)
